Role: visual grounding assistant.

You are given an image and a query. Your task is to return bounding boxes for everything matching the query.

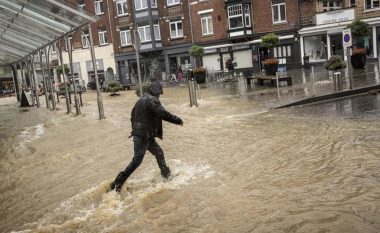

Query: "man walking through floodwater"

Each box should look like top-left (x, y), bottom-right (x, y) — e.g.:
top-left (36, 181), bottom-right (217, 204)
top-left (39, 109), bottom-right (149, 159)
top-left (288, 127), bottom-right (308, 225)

top-left (110, 81), bottom-right (183, 192)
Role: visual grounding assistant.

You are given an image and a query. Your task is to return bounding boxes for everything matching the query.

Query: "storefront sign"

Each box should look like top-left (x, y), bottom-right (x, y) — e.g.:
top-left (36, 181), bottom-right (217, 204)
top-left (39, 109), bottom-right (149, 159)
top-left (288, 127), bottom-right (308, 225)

top-left (232, 44), bottom-right (249, 50)
top-left (315, 8), bottom-right (354, 25)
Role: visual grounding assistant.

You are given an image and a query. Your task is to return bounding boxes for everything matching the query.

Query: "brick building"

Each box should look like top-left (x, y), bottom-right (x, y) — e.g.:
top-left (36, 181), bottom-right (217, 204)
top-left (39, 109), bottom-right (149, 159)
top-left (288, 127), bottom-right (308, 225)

top-left (299, 0), bottom-right (380, 65)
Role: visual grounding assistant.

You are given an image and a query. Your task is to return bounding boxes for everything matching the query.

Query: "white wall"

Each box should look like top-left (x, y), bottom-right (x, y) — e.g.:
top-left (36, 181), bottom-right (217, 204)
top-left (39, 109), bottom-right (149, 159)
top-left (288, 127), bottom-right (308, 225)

top-left (62, 44), bottom-right (116, 84)
top-left (203, 54), bottom-right (221, 71)
top-left (233, 50), bottom-right (253, 69)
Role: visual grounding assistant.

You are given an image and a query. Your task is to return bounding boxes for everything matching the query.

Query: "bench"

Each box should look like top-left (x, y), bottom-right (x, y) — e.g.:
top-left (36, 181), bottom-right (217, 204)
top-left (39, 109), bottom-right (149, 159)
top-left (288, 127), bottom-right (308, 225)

top-left (257, 76), bottom-right (292, 87)
top-left (123, 84), bottom-right (136, 90)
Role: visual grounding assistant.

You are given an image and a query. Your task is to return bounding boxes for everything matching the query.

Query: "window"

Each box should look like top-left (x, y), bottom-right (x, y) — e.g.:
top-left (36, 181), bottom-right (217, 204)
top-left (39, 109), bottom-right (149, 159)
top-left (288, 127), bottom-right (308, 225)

top-left (201, 13), bottom-right (213, 35)
top-left (94, 0), bottom-right (104, 15)
top-left (272, 0), bottom-right (286, 23)
top-left (167, 0), bottom-right (180, 6)
top-left (82, 31), bottom-right (90, 48)
top-left (169, 21), bottom-right (183, 38)
top-left (134, 0), bottom-right (148, 10)
top-left (116, 0), bottom-right (128, 16)
top-left (65, 35), bottom-right (73, 51)
top-left (151, 0), bottom-right (157, 8)
top-left (154, 24), bottom-right (161, 40)
top-left (227, 5), bottom-right (243, 29)
top-left (244, 4), bottom-right (251, 27)
top-left (366, 0), bottom-right (380, 9)
top-left (98, 28), bottom-right (108, 45)
top-left (51, 43), bottom-right (57, 53)
top-left (138, 25), bottom-right (151, 42)
top-left (350, 0), bottom-right (356, 7)
top-left (322, 0), bottom-right (342, 11)
top-left (77, 0), bottom-right (85, 9)
top-left (120, 30), bottom-right (132, 46)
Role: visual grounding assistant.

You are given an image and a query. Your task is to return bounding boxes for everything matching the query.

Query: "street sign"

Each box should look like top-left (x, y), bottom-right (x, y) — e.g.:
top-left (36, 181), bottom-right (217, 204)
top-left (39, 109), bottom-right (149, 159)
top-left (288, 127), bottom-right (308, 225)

top-left (342, 29), bottom-right (352, 48)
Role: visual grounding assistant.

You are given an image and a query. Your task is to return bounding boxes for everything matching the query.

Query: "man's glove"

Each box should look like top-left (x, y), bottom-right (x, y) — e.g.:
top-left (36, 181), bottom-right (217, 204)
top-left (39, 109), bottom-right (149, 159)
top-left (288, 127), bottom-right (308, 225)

top-left (175, 116), bottom-right (183, 126)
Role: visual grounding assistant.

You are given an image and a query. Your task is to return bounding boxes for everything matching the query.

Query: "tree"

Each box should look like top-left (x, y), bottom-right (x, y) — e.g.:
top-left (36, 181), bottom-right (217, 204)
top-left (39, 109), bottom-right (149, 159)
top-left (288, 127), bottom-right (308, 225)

top-left (189, 45), bottom-right (204, 67)
top-left (347, 20), bottom-right (370, 48)
top-left (106, 81), bottom-right (123, 96)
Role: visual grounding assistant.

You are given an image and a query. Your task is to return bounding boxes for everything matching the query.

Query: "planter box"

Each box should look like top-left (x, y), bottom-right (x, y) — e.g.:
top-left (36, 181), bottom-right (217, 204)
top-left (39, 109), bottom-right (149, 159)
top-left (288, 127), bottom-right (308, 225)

top-left (264, 64), bottom-right (278, 76)
top-left (351, 54), bottom-right (366, 69)
top-left (194, 73), bottom-right (206, 84)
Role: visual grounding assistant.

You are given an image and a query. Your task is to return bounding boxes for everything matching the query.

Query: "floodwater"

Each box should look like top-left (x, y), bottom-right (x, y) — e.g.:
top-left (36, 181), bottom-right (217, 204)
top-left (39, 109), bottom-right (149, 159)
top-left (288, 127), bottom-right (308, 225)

top-left (0, 87), bottom-right (379, 233)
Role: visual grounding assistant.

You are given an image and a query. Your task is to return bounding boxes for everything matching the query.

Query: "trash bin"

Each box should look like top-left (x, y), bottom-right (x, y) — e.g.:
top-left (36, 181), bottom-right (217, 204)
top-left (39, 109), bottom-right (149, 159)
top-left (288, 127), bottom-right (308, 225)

top-left (303, 56), bottom-right (310, 68)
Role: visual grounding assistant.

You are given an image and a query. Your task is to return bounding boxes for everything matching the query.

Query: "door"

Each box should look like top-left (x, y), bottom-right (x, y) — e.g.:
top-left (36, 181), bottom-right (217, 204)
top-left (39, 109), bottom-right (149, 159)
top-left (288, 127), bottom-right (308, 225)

top-left (330, 34), bottom-right (343, 58)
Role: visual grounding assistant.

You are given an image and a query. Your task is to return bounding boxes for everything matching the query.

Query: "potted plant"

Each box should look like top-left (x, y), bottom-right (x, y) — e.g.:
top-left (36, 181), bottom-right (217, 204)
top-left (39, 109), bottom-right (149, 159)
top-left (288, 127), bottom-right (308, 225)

top-left (323, 55), bottom-right (347, 71)
top-left (189, 45), bottom-right (206, 84)
top-left (106, 81), bottom-right (123, 96)
top-left (135, 81), bottom-right (151, 97)
top-left (347, 20), bottom-right (370, 69)
top-left (260, 33), bottom-right (280, 76)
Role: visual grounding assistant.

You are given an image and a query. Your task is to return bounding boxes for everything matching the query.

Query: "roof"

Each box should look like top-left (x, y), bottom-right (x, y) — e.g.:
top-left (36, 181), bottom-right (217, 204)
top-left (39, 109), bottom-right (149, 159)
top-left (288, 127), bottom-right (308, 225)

top-left (0, 0), bottom-right (99, 67)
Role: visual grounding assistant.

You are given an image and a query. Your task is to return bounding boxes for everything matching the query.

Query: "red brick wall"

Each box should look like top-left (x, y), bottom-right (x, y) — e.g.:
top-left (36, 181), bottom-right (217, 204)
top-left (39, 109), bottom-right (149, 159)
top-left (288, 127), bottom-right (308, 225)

top-left (191, 0), bottom-right (228, 45)
top-left (253, 0), bottom-right (298, 35)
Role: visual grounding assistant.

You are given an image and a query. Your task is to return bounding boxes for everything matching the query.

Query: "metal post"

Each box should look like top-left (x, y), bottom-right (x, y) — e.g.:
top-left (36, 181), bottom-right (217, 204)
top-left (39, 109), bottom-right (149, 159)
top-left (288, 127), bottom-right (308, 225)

top-left (188, 79), bottom-right (194, 107)
top-left (45, 45), bottom-right (56, 110)
top-left (31, 55), bottom-right (40, 107)
top-left (276, 71), bottom-right (280, 98)
top-left (24, 59), bottom-right (35, 105)
top-left (333, 72), bottom-right (342, 91)
top-left (58, 39), bottom-right (71, 114)
top-left (311, 66), bottom-right (316, 96)
top-left (68, 33), bottom-right (81, 116)
top-left (134, 30), bottom-right (143, 97)
top-left (88, 26), bottom-right (105, 119)
top-left (38, 50), bottom-right (50, 109)
top-left (347, 47), bottom-right (352, 89)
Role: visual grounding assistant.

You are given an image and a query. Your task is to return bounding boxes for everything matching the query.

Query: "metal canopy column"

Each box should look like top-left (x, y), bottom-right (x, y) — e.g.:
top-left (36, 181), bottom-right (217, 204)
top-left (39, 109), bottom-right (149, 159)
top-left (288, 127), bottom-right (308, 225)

top-left (67, 34), bottom-right (81, 115)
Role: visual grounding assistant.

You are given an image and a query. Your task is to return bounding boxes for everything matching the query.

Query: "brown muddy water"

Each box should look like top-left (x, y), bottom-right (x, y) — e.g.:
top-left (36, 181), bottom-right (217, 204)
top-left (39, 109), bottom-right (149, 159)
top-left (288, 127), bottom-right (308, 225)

top-left (0, 87), bottom-right (379, 233)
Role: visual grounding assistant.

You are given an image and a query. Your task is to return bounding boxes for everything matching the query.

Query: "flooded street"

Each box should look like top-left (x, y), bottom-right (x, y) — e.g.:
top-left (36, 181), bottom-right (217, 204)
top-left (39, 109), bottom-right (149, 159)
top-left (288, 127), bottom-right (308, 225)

top-left (0, 87), bottom-right (379, 233)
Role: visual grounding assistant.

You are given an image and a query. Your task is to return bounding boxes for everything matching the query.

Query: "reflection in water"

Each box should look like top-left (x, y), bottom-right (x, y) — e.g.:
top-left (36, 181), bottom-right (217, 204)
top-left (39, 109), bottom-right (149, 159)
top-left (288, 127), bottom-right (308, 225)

top-left (0, 89), bottom-right (379, 233)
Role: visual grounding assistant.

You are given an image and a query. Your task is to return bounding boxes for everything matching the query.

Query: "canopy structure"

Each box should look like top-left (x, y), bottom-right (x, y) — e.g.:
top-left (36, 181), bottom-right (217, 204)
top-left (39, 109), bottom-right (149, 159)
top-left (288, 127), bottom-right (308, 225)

top-left (0, 0), bottom-right (99, 67)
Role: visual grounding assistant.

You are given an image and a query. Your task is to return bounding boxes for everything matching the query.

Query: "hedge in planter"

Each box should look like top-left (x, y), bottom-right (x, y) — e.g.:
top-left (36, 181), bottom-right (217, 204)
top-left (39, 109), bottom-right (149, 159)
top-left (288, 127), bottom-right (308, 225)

top-left (260, 33), bottom-right (280, 76)
top-left (106, 81), bottom-right (123, 96)
top-left (347, 20), bottom-right (370, 69)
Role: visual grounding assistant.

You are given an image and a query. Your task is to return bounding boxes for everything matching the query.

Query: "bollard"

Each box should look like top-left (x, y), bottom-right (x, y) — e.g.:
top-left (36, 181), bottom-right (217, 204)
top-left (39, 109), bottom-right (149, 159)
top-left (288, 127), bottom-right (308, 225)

top-left (333, 72), bottom-right (343, 91)
top-left (188, 79), bottom-right (198, 107)
top-left (238, 76), bottom-right (246, 96)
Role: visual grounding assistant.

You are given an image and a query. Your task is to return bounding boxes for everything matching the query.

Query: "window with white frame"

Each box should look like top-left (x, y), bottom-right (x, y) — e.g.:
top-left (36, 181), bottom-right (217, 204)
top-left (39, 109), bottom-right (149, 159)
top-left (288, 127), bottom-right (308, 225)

top-left (81, 31), bottom-right (90, 48)
top-left (134, 0), bottom-right (148, 10)
top-left (350, 0), bottom-right (356, 7)
top-left (151, 0), bottom-right (157, 8)
top-left (154, 24), bottom-right (161, 40)
top-left (120, 29), bottom-right (132, 46)
top-left (169, 20), bottom-right (183, 38)
top-left (94, 0), bottom-right (104, 15)
top-left (365, 0), bottom-right (380, 9)
top-left (167, 0), bottom-right (180, 6)
top-left (65, 35), bottom-right (73, 51)
top-left (51, 43), bottom-right (57, 53)
top-left (273, 45), bottom-right (292, 58)
top-left (138, 25), bottom-right (151, 42)
top-left (244, 4), bottom-right (251, 27)
top-left (77, 0), bottom-right (85, 9)
top-left (272, 0), bottom-right (286, 23)
top-left (322, 0), bottom-right (342, 12)
top-left (227, 5), bottom-right (243, 29)
top-left (201, 13), bottom-right (213, 35)
top-left (116, 0), bottom-right (128, 16)
top-left (98, 28), bottom-right (108, 45)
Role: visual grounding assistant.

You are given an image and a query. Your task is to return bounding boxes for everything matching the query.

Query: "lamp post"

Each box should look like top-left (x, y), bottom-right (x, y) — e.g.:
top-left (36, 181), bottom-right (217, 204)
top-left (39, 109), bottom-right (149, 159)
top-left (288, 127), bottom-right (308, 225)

top-left (134, 29), bottom-right (143, 97)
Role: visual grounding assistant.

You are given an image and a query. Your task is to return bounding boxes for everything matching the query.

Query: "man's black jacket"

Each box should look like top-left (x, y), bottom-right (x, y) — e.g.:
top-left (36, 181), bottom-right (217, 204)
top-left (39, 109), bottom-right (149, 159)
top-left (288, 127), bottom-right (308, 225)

top-left (131, 93), bottom-right (182, 139)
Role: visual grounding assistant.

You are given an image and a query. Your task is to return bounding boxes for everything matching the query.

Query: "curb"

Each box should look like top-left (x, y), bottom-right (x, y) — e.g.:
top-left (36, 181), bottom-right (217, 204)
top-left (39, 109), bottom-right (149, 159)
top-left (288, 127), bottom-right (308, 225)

top-left (275, 84), bottom-right (380, 109)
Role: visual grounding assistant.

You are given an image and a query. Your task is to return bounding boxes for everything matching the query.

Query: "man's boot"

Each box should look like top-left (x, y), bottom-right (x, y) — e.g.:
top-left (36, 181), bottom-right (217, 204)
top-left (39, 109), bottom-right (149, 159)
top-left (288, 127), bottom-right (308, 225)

top-left (160, 166), bottom-right (171, 179)
top-left (110, 171), bottom-right (128, 192)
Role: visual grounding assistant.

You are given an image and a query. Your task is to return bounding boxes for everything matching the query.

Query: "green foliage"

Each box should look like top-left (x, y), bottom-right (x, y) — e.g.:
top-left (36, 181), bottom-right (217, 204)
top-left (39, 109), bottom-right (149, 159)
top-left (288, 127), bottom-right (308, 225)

top-left (260, 33), bottom-right (280, 49)
top-left (323, 55), bottom-right (347, 71)
top-left (189, 45), bottom-right (204, 58)
top-left (135, 82), bottom-right (151, 97)
top-left (106, 81), bottom-right (123, 95)
top-left (347, 20), bottom-right (371, 42)
top-left (56, 65), bottom-right (70, 77)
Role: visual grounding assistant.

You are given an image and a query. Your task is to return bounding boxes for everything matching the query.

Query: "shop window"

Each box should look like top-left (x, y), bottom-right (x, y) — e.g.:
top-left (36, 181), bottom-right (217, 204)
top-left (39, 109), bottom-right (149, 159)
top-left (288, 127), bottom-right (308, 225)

top-left (303, 35), bottom-right (328, 62)
top-left (116, 0), bottom-right (128, 16)
top-left (272, 0), bottom-right (286, 24)
top-left (363, 28), bottom-right (374, 57)
top-left (94, 0), bottom-right (104, 15)
top-left (322, 0), bottom-right (341, 12)
top-left (227, 5), bottom-right (243, 29)
top-left (151, 0), bottom-right (157, 8)
top-left (201, 12), bottom-right (213, 35)
top-left (169, 20), bottom-right (183, 38)
top-left (120, 30), bottom-right (132, 46)
top-left (138, 25), bottom-right (151, 42)
top-left (350, 0), bottom-right (356, 7)
top-left (154, 24), bottom-right (161, 40)
top-left (273, 45), bottom-right (292, 59)
top-left (81, 31), bottom-right (90, 48)
top-left (366, 0), bottom-right (380, 9)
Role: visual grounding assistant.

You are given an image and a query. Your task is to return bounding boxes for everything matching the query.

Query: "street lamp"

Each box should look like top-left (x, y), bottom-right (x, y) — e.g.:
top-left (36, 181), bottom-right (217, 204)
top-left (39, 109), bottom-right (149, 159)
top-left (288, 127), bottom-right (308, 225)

top-left (133, 29), bottom-right (143, 97)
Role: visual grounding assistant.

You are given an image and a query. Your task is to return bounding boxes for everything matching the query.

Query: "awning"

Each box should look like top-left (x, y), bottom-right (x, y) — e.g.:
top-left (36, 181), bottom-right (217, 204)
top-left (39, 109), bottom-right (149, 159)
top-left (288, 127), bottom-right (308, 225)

top-left (0, 0), bottom-right (99, 66)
